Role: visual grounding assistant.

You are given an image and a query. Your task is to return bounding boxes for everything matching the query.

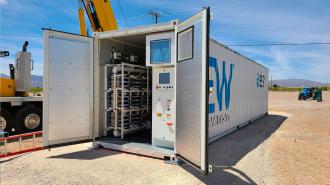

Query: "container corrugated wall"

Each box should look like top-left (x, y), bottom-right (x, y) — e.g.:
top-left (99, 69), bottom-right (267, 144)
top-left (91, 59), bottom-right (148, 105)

top-left (208, 39), bottom-right (268, 141)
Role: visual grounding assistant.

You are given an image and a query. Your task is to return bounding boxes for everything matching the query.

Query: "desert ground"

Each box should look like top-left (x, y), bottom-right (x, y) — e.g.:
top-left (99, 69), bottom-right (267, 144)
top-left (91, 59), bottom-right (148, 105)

top-left (0, 91), bottom-right (329, 185)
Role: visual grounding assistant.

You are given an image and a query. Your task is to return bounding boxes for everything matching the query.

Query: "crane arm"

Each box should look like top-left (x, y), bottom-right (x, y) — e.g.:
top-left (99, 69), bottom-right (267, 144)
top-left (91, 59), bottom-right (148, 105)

top-left (78, 0), bottom-right (87, 36)
top-left (78, 0), bottom-right (118, 36)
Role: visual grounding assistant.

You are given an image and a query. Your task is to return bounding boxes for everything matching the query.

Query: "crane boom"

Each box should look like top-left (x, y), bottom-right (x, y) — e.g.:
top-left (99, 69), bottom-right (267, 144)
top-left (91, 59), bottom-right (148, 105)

top-left (78, 0), bottom-right (87, 36)
top-left (78, 0), bottom-right (118, 36)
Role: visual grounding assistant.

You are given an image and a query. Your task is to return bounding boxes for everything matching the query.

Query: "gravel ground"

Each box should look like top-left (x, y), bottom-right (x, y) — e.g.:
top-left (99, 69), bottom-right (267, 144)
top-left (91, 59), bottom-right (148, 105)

top-left (0, 91), bottom-right (329, 185)
top-left (267, 91), bottom-right (330, 185)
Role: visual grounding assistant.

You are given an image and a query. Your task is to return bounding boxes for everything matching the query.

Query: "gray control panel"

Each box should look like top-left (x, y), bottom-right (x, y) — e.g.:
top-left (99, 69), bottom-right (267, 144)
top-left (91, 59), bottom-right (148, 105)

top-left (152, 67), bottom-right (175, 148)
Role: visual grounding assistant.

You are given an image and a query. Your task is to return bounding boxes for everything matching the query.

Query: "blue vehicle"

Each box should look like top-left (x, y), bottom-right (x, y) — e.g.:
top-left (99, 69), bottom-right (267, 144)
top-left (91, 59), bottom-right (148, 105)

top-left (298, 87), bottom-right (322, 101)
top-left (298, 88), bottom-right (313, 100)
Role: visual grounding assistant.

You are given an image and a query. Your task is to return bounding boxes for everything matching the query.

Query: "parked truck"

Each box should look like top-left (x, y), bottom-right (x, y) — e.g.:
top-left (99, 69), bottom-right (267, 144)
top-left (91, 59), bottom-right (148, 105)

top-left (0, 42), bottom-right (43, 134)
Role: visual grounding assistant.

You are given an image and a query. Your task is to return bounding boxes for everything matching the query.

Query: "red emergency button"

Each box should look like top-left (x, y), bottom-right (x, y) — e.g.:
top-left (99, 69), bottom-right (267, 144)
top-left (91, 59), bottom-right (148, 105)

top-left (166, 122), bottom-right (173, 126)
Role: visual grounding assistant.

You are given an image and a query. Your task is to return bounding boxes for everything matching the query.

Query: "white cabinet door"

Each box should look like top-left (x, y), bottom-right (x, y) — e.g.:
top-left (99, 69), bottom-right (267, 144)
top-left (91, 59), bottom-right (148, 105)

top-left (175, 8), bottom-right (210, 175)
top-left (43, 30), bottom-right (94, 146)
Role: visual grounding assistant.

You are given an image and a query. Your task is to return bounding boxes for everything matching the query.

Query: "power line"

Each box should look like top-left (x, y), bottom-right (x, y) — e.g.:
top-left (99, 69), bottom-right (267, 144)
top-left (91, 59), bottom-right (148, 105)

top-left (226, 42), bottom-right (330, 47)
top-left (116, 15), bottom-right (149, 25)
top-left (0, 33), bottom-right (42, 38)
top-left (115, 0), bottom-right (129, 27)
top-left (1, 35), bottom-right (330, 48)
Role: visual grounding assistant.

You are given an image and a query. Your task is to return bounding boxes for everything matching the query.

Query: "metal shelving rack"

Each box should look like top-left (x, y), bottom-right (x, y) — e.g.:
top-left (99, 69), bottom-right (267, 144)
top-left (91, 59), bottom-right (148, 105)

top-left (104, 63), bottom-right (151, 139)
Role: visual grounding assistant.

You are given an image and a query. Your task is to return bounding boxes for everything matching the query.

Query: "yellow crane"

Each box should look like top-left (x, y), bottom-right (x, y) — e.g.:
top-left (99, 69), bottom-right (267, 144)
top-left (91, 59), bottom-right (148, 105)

top-left (0, 0), bottom-right (118, 133)
top-left (0, 42), bottom-right (43, 134)
top-left (0, 0), bottom-right (119, 134)
top-left (78, 0), bottom-right (118, 36)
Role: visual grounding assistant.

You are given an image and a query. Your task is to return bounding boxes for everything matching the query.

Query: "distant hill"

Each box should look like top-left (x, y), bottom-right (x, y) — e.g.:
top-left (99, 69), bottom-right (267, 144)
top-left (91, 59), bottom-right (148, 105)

top-left (1, 74), bottom-right (43, 88)
top-left (271, 79), bottom-right (330, 88)
top-left (2, 74), bottom-right (328, 89)
top-left (31, 75), bottom-right (43, 88)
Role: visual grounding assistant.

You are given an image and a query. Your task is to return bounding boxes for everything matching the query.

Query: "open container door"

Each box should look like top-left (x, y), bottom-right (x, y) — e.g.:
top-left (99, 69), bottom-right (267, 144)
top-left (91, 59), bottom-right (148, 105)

top-left (43, 29), bottom-right (94, 147)
top-left (175, 8), bottom-right (210, 175)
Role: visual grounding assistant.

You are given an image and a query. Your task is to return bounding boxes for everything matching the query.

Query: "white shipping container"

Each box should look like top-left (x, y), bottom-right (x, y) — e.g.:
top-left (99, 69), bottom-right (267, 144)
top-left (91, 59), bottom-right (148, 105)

top-left (208, 40), bottom-right (268, 142)
top-left (42, 8), bottom-right (268, 175)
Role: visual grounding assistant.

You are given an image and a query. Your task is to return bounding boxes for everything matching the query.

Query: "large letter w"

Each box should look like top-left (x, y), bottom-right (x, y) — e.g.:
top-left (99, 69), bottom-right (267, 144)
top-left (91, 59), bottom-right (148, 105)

top-left (209, 57), bottom-right (234, 111)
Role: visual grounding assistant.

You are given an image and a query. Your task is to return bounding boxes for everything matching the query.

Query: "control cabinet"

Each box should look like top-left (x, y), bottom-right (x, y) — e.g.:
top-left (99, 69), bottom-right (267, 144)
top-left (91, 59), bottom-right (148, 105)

top-left (146, 32), bottom-right (176, 149)
top-left (152, 67), bottom-right (175, 148)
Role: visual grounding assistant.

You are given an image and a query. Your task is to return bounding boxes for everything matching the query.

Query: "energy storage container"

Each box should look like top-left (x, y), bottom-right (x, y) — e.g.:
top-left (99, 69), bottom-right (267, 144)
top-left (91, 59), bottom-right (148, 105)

top-left (42, 8), bottom-right (268, 175)
top-left (207, 40), bottom-right (268, 143)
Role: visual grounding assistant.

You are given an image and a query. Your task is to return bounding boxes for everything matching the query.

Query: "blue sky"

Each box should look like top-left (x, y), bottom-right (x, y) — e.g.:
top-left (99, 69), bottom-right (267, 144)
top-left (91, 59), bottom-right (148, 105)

top-left (0, 0), bottom-right (329, 82)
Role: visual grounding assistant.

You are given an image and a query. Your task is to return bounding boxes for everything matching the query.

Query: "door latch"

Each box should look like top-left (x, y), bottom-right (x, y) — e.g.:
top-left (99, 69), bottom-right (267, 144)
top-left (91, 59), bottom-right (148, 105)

top-left (208, 164), bottom-right (213, 173)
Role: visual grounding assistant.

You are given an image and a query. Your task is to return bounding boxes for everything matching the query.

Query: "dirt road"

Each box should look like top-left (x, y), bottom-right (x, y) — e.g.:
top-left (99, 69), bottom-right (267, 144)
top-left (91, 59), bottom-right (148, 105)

top-left (0, 91), bottom-right (329, 185)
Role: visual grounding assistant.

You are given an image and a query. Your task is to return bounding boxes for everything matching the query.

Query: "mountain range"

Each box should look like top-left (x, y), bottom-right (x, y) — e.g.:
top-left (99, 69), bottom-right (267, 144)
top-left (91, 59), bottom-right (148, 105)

top-left (1, 74), bottom-right (329, 88)
top-left (1, 74), bottom-right (43, 88)
top-left (271, 79), bottom-right (330, 88)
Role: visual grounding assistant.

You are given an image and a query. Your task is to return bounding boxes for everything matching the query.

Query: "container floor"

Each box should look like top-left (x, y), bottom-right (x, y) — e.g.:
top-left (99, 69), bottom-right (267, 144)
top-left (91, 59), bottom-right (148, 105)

top-left (95, 130), bottom-right (174, 160)
top-left (100, 128), bottom-right (152, 144)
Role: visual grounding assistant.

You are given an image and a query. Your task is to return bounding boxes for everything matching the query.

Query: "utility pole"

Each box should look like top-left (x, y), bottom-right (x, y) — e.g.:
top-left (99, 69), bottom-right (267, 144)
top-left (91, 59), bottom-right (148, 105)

top-left (148, 10), bottom-right (160, 24)
top-left (271, 75), bottom-right (273, 87)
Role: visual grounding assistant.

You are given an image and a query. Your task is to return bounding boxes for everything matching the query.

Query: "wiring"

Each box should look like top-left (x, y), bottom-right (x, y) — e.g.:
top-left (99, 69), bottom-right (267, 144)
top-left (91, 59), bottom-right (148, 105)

top-left (115, 0), bottom-right (129, 27)
top-left (0, 33), bottom-right (41, 38)
top-left (226, 42), bottom-right (330, 47)
top-left (2, 33), bottom-right (330, 48)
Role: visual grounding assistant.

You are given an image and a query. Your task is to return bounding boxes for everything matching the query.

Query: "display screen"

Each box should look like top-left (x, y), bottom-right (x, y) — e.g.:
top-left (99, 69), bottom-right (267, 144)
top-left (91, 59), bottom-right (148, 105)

top-left (159, 73), bottom-right (170, 84)
top-left (150, 39), bottom-right (171, 64)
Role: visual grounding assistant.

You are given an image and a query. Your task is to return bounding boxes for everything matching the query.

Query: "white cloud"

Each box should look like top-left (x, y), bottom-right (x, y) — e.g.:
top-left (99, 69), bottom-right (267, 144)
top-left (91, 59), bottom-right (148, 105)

top-left (0, 0), bottom-right (7, 6)
top-left (236, 45), bottom-right (330, 82)
top-left (209, 1), bottom-right (330, 82)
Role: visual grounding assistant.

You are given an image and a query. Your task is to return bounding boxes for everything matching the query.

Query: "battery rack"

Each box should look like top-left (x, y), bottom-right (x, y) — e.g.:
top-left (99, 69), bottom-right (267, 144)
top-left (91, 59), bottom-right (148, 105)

top-left (104, 63), bottom-right (151, 139)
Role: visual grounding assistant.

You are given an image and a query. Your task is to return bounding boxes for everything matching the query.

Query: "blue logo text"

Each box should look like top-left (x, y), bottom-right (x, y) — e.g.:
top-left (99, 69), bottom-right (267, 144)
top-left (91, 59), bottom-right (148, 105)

top-left (209, 57), bottom-right (234, 113)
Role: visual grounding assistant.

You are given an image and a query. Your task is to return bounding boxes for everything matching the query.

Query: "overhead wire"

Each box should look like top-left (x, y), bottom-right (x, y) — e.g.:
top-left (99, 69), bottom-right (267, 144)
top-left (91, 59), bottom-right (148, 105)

top-left (1, 33), bottom-right (330, 47)
top-left (0, 33), bottom-right (42, 38)
top-left (226, 42), bottom-right (330, 47)
top-left (116, 14), bottom-right (149, 25)
top-left (115, 0), bottom-right (129, 27)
